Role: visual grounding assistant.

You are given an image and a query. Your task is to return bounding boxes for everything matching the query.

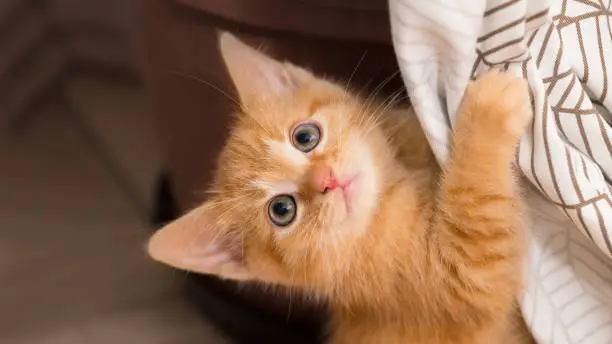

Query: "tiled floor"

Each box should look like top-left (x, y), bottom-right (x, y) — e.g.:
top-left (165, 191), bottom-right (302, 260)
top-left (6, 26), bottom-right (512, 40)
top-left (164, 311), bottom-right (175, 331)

top-left (0, 77), bottom-right (229, 343)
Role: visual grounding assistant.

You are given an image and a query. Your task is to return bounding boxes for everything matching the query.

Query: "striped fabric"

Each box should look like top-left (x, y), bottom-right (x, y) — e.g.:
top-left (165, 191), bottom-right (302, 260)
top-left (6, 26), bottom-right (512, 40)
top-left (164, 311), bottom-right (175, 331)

top-left (390, 0), bottom-right (612, 342)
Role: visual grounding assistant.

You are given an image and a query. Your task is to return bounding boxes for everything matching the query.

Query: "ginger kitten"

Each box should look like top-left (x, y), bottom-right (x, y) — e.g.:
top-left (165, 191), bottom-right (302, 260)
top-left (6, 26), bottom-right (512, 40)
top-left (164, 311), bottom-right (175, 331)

top-left (148, 33), bottom-right (534, 344)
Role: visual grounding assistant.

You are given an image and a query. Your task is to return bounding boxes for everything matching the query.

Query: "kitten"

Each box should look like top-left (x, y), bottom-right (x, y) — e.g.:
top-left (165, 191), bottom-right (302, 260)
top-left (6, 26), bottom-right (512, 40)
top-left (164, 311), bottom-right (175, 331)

top-left (147, 32), bottom-right (534, 344)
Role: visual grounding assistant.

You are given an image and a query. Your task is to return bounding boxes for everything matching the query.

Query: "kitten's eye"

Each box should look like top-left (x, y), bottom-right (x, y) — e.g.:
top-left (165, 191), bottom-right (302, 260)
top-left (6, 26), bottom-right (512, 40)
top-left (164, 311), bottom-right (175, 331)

top-left (267, 195), bottom-right (297, 227)
top-left (291, 121), bottom-right (321, 153)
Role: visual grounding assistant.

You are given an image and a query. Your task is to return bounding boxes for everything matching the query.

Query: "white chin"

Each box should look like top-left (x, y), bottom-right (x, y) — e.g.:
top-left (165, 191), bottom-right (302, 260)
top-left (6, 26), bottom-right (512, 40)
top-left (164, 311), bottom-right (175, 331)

top-left (333, 177), bottom-right (377, 230)
top-left (336, 143), bottom-right (379, 227)
top-left (350, 180), bottom-right (377, 221)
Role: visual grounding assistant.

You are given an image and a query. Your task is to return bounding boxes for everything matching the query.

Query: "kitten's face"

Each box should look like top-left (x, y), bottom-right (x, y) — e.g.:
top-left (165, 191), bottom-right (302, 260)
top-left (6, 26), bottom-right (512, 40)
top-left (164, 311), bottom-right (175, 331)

top-left (148, 33), bottom-right (394, 290)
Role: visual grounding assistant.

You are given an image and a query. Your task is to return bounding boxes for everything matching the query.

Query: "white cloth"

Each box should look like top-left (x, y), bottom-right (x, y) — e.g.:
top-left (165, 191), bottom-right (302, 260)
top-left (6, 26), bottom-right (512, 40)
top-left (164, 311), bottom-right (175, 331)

top-left (389, 0), bottom-right (612, 342)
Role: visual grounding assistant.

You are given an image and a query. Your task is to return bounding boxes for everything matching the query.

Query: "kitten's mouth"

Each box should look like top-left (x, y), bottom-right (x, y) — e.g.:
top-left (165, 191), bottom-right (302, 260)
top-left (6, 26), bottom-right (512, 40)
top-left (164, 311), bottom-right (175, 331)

top-left (316, 167), bottom-right (361, 217)
top-left (337, 174), bottom-right (360, 214)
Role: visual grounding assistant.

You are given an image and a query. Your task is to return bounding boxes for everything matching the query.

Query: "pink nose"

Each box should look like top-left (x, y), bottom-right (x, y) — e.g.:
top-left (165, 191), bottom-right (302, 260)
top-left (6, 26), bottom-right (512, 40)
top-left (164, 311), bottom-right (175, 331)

top-left (308, 163), bottom-right (338, 194)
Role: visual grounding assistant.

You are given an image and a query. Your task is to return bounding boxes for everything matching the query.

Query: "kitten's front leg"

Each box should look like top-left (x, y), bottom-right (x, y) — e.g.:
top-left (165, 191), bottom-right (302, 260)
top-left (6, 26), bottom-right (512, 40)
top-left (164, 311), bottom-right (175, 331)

top-left (431, 71), bottom-right (532, 342)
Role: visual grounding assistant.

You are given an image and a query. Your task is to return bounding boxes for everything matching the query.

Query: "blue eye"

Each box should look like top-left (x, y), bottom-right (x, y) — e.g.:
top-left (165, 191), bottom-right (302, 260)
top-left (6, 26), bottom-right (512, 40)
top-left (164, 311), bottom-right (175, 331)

top-left (291, 122), bottom-right (321, 153)
top-left (268, 195), bottom-right (296, 227)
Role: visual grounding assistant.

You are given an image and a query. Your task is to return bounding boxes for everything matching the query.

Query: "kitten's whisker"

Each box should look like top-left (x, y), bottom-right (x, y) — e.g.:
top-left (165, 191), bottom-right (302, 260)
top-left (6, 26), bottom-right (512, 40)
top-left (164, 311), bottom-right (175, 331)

top-left (163, 69), bottom-right (273, 136)
top-left (344, 50), bottom-right (368, 95)
top-left (354, 70), bottom-right (403, 129)
top-left (201, 189), bottom-right (222, 196)
top-left (163, 69), bottom-right (242, 109)
top-left (369, 87), bottom-right (405, 120)
top-left (370, 97), bottom-right (409, 135)
top-left (361, 70), bottom-right (401, 115)
top-left (360, 88), bottom-right (407, 138)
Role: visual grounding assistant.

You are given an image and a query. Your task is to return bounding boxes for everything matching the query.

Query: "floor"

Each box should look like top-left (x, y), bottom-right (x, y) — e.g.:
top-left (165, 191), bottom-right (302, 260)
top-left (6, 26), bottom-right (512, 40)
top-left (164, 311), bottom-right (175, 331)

top-left (0, 76), bottom-right (230, 344)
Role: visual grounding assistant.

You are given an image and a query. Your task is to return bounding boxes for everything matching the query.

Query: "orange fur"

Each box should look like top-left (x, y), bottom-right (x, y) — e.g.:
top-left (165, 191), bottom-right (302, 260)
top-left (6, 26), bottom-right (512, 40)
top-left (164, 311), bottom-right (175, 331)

top-left (147, 33), bottom-right (534, 343)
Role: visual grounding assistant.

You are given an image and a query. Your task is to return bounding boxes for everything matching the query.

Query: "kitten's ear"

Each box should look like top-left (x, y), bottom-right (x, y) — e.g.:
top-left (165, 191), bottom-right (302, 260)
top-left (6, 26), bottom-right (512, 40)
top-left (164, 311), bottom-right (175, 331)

top-left (219, 31), bottom-right (313, 105)
top-left (147, 205), bottom-right (250, 280)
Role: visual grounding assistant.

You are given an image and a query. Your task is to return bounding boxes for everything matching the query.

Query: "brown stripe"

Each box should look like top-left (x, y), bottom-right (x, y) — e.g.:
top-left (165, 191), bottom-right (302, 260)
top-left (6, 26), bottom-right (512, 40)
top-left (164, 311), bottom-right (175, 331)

top-left (596, 115), bottom-right (612, 157)
top-left (577, 112), bottom-right (596, 157)
top-left (478, 16), bottom-right (526, 43)
top-left (554, 113), bottom-right (567, 138)
top-left (576, 21), bottom-right (590, 83)
top-left (542, 91), bottom-right (569, 207)
top-left (552, 107), bottom-right (599, 115)
top-left (543, 69), bottom-right (573, 83)
top-left (565, 147), bottom-right (595, 242)
top-left (552, 31), bottom-right (564, 83)
top-left (559, 0), bottom-right (570, 25)
top-left (558, 11), bottom-right (612, 29)
top-left (527, 28), bottom-right (540, 47)
top-left (482, 37), bottom-right (525, 57)
top-left (554, 104), bottom-right (568, 138)
top-left (564, 147), bottom-right (585, 203)
top-left (477, 49), bottom-right (495, 67)
top-left (523, 60), bottom-right (548, 194)
top-left (579, 154), bottom-right (591, 182)
top-left (561, 74), bottom-right (578, 105)
top-left (537, 71), bottom-right (594, 243)
top-left (596, 16), bottom-right (609, 103)
top-left (576, 87), bottom-right (586, 109)
top-left (544, 34), bottom-right (565, 97)
top-left (573, 0), bottom-right (605, 10)
top-left (547, 193), bottom-right (610, 209)
top-left (551, 66), bottom-right (573, 138)
top-left (555, 72), bottom-right (577, 110)
top-left (470, 53), bottom-right (483, 79)
top-left (527, 9), bottom-right (550, 22)
top-left (608, 4), bottom-right (612, 73)
top-left (502, 50), bottom-right (530, 63)
top-left (536, 24), bottom-right (555, 68)
top-left (484, 0), bottom-right (521, 17)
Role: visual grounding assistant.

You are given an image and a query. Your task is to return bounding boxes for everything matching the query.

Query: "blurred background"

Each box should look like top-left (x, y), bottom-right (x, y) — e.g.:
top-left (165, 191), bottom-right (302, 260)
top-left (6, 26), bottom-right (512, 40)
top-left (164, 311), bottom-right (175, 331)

top-left (0, 0), bottom-right (232, 343)
top-left (0, 0), bottom-right (401, 343)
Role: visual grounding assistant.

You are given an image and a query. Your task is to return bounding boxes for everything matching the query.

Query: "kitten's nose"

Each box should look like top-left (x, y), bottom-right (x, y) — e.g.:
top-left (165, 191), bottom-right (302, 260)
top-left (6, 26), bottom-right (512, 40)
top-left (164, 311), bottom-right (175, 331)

top-left (308, 163), bottom-right (338, 194)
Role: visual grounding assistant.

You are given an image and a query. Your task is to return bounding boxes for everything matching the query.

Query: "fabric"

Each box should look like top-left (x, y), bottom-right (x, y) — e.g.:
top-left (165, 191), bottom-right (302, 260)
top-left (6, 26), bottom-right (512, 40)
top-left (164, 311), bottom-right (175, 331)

top-left (389, 0), bottom-right (612, 343)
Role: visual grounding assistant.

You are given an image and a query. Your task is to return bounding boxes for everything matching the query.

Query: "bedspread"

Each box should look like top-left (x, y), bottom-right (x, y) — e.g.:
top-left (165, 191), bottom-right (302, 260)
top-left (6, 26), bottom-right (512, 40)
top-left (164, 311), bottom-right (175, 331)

top-left (389, 0), bottom-right (612, 342)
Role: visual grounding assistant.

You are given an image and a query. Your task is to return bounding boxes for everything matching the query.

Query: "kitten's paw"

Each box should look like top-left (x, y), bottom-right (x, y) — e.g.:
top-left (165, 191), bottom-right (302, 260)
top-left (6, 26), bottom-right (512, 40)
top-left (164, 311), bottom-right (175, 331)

top-left (463, 70), bottom-right (533, 139)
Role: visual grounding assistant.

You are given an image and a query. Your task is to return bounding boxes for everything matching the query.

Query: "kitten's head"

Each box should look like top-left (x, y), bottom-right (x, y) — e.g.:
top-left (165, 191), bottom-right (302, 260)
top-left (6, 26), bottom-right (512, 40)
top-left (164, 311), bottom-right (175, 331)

top-left (147, 33), bottom-right (397, 291)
